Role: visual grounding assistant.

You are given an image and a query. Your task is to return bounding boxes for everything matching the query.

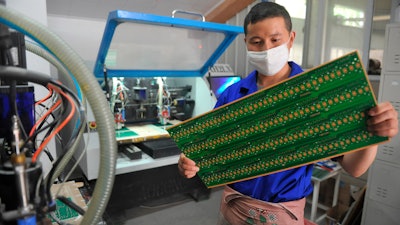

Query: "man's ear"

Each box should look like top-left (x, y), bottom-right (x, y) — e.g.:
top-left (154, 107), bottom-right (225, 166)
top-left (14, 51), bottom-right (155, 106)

top-left (288, 31), bottom-right (296, 48)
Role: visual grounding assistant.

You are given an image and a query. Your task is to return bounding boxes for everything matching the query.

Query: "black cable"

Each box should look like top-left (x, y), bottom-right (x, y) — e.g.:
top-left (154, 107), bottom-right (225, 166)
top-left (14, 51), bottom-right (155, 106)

top-left (36, 93), bottom-right (67, 149)
top-left (36, 102), bottom-right (56, 121)
top-left (43, 149), bottom-right (54, 162)
top-left (48, 80), bottom-right (83, 111)
top-left (0, 65), bottom-right (52, 85)
top-left (20, 103), bottom-right (63, 152)
top-left (56, 196), bottom-right (85, 216)
top-left (0, 50), bottom-right (7, 65)
top-left (36, 121), bottom-right (59, 152)
top-left (25, 116), bottom-right (60, 145)
top-left (103, 66), bottom-right (110, 101)
top-left (2, 50), bottom-right (31, 144)
top-left (17, 114), bottom-right (29, 140)
top-left (8, 78), bottom-right (26, 156)
top-left (47, 80), bottom-right (86, 150)
top-left (34, 101), bottom-right (58, 133)
top-left (25, 97), bottom-right (63, 162)
top-left (21, 80), bottom-right (85, 154)
top-left (44, 151), bottom-right (66, 202)
top-left (0, 48), bottom-right (89, 223)
top-left (9, 80), bottom-right (17, 115)
top-left (43, 82), bottom-right (85, 202)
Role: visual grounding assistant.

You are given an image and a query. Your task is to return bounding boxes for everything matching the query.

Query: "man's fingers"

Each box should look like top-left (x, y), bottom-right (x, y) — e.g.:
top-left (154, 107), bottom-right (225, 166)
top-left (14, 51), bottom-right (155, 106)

top-left (178, 153), bottom-right (199, 178)
top-left (180, 153), bottom-right (196, 165)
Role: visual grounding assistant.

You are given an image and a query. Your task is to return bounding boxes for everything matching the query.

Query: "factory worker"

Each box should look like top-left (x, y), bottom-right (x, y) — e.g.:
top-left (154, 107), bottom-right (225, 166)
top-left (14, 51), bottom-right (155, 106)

top-left (178, 2), bottom-right (398, 225)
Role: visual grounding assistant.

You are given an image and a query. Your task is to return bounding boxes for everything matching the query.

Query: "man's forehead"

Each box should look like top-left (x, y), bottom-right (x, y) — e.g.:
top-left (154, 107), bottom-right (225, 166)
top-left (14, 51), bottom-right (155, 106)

top-left (246, 19), bottom-right (289, 37)
top-left (247, 32), bottom-right (283, 39)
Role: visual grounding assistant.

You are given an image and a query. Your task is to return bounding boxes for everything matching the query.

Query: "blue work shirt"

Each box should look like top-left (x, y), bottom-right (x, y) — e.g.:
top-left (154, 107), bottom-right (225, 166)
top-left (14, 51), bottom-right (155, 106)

top-left (214, 61), bottom-right (314, 203)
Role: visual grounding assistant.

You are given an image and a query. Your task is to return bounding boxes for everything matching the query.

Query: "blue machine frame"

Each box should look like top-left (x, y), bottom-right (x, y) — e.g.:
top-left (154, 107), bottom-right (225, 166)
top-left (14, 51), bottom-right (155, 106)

top-left (93, 10), bottom-right (243, 78)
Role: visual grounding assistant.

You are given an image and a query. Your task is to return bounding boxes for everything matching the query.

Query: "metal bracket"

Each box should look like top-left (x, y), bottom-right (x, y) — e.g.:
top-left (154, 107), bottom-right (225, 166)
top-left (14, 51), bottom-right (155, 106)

top-left (172, 9), bottom-right (205, 22)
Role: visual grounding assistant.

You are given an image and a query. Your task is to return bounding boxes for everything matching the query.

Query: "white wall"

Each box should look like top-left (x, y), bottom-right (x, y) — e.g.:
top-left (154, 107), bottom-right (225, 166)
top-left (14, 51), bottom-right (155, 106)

top-left (47, 15), bottom-right (107, 70)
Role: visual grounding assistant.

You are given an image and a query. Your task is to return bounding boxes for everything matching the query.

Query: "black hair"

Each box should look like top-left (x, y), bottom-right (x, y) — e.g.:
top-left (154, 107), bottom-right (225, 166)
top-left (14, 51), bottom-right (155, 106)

top-left (244, 2), bottom-right (292, 35)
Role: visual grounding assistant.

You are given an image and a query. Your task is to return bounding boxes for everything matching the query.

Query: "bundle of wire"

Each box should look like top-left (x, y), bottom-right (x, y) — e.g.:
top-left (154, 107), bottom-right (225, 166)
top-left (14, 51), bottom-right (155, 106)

top-left (0, 64), bottom-right (87, 221)
top-left (29, 81), bottom-right (84, 164)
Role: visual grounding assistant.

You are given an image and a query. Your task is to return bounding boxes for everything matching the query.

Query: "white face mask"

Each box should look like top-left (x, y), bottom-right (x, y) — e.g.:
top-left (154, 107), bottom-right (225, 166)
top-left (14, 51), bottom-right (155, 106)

top-left (247, 40), bottom-right (290, 76)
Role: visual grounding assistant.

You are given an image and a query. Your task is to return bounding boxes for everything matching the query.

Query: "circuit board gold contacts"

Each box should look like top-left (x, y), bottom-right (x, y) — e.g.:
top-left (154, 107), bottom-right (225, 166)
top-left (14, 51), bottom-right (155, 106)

top-left (167, 51), bottom-right (388, 188)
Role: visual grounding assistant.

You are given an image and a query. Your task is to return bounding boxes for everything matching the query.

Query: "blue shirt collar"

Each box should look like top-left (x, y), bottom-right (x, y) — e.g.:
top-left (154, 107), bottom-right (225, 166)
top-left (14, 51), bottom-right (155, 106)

top-left (240, 61), bottom-right (303, 95)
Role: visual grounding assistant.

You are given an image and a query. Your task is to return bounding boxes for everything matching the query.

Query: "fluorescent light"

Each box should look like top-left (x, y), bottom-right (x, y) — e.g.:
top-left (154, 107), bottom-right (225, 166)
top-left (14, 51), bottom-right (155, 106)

top-left (373, 15), bottom-right (390, 21)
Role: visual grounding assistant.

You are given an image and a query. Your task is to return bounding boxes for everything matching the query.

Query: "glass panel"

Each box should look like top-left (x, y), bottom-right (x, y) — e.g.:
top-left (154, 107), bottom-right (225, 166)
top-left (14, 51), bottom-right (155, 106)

top-left (305, 0), bottom-right (371, 68)
top-left (369, 0), bottom-right (392, 75)
top-left (106, 22), bottom-right (225, 70)
top-left (324, 1), bottom-right (369, 62)
top-left (276, 0), bottom-right (307, 65)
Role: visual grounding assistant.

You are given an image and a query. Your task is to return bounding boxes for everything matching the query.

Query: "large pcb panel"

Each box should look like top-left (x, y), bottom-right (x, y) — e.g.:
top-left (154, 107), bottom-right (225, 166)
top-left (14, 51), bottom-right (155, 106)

top-left (167, 51), bottom-right (388, 188)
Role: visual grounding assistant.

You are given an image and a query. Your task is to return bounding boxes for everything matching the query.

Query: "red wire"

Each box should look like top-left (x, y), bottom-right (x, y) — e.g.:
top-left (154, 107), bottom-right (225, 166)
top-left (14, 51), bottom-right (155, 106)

top-left (32, 84), bottom-right (76, 163)
top-left (29, 92), bottom-right (62, 137)
top-left (35, 88), bottom-right (53, 106)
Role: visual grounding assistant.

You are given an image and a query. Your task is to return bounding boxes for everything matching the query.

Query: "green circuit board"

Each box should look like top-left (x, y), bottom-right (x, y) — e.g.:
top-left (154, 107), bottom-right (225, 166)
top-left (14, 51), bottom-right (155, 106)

top-left (167, 51), bottom-right (388, 188)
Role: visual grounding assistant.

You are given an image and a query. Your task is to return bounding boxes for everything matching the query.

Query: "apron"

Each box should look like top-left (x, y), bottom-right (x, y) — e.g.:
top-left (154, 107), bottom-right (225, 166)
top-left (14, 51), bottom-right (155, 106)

top-left (217, 185), bottom-right (307, 225)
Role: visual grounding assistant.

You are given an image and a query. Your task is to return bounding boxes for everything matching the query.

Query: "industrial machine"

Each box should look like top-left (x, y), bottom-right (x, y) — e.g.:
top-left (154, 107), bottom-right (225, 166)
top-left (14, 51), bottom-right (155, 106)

top-left (109, 77), bottom-right (195, 126)
top-left (0, 24), bottom-right (51, 224)
top-left (94, 10), bottom-right (243, 129)
top-left (0, 2), bottom-right (243, 224)
top-left (0, 1), bottom-right (117, 224)
top-left (81, 9), bottom-right (243, 222)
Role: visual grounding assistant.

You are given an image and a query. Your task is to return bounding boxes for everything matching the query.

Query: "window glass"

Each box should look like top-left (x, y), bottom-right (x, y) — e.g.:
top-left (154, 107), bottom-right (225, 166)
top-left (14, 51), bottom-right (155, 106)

top-left (369, 0), bottom-right (392, 75)
top-left (333, 4), bottom-right (365, 28)
top-left (325, 1), bottom-right (369, 62)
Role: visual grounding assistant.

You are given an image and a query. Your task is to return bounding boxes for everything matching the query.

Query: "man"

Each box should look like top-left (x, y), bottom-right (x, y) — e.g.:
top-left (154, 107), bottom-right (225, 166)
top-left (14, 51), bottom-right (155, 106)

top-left (178, 2), bottom-right (398, 225)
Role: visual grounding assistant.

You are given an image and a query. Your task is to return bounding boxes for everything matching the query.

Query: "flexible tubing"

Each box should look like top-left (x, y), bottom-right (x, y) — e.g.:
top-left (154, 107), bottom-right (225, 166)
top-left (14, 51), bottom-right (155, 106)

top-left (52, 120), bottom-right (86, 197)
top-left (0, 5), bottom-right (117, 225)
top-left (25, 41), bottom-right (72, 87)
top-left (25, 40), bottom-right (84, 102)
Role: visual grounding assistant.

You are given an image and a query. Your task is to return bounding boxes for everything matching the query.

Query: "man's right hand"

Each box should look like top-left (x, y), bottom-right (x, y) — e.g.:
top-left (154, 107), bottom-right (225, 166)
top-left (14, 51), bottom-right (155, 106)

top-left (178, 153), bottom-right (199, 178)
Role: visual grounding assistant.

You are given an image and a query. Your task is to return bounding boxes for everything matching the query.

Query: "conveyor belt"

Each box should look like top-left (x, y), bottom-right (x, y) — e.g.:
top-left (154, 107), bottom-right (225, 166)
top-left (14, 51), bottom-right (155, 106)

top-left (167, 51), bottom-right (388, 188)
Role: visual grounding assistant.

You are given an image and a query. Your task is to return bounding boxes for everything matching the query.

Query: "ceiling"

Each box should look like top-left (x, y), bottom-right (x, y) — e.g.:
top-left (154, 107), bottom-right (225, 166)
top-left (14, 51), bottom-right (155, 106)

top-left (46, 0), bottom-right (393, 30)
top-left (46, 0), bottom-right (393, 21)
top-left (46, 0), bottom-right (225, 20)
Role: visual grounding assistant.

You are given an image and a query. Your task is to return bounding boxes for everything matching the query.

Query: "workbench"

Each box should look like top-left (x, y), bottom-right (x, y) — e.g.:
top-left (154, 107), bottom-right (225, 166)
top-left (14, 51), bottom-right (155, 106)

top-left (100, 121), bottom-right (210, 223)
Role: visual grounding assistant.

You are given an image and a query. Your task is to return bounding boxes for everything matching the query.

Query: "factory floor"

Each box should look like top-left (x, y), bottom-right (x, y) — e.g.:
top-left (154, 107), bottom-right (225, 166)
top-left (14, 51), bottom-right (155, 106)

top-left (110, 187), bottom-right (325, 225)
